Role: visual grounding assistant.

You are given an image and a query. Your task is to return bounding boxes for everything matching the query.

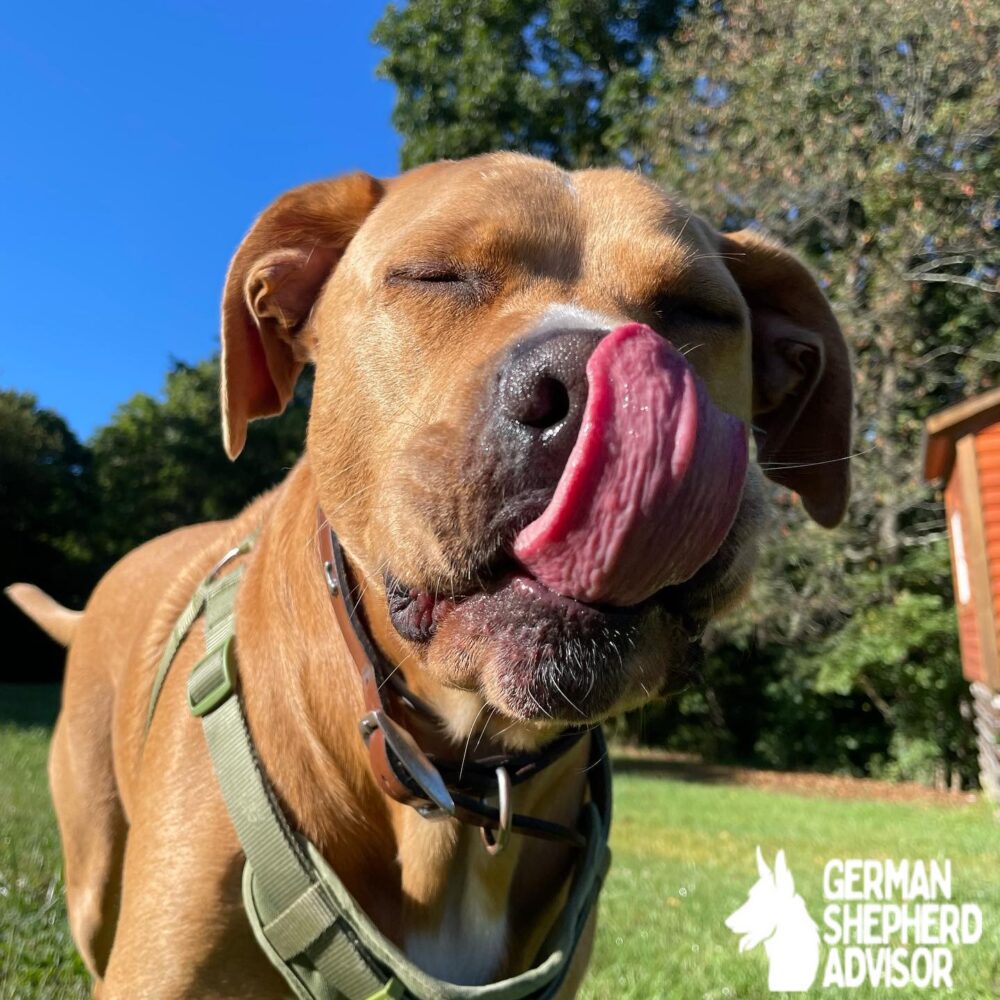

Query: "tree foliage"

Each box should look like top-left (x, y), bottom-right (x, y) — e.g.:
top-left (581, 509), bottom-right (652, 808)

top-left (644, 0), bottom-right (998, 783)
top-left (0, 364), bottom-right (309, 681)
top-left (89, 358), bottom-right (311, 564)
top-left (375, 0), bottom-right (998, 784)
top-left (0, 393), bottom-right (96, 681)
top-left (373, 0), bottom-right (680, 168)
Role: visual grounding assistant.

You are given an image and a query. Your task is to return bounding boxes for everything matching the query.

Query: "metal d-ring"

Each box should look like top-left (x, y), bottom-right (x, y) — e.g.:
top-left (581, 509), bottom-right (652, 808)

top-left (206, 543), bottom-right (246, 582)
top-left (322, 560), bottom-right (340, 597)
top-left (480, 766), bottom-right (512, 856)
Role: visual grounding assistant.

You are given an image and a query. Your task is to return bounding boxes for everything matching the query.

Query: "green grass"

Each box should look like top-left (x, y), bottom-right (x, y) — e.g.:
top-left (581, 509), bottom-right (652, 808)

top-left (0, 687), bottom-right (87, 1000)
top-left (2, 685), bottom-right (998, 999)
top-left (580, 779), bottom-right (1000, 999)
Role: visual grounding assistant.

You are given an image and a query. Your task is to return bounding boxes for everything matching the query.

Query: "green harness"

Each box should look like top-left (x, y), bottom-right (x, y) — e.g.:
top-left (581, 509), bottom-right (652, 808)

top-left (147, 538), bottom-right (612, 1000)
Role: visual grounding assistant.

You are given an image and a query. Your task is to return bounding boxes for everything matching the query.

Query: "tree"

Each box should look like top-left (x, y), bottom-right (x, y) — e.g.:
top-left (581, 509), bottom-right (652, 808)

top-left (90, 358), bottom-right (311, 564)
top-left (376, 0), bottom-right (999, 783)
top-left (646, 0), bottom-right (998, 782)
top-left (373, 0), bottom-right (680, 169)
top-left (0, 392), bottom-right (96, 681)
top-left (2, 364), bottom-right (312, 683)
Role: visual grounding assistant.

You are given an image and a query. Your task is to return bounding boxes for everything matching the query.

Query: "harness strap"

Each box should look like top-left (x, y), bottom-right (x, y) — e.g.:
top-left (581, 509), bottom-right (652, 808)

top-left (188, 574), bottom-right (391, 1000)
top-left (151, 537), bottom-right (611, 1000)
top-left (144, 538), bottom-right (253, 734)
top-left (145, 541), bottom-right (381, 996)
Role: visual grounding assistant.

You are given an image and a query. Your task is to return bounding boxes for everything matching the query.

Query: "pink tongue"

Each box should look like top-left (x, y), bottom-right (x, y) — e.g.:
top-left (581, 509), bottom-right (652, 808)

top-left (513, 323), bottom-right (748, 606)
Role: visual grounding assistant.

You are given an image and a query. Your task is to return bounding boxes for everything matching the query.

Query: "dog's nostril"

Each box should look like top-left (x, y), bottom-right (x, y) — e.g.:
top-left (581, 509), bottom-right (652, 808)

top-left (493, 327), bottom-right (603, 460)
top-left (516, 376), bottom-right (571, 430)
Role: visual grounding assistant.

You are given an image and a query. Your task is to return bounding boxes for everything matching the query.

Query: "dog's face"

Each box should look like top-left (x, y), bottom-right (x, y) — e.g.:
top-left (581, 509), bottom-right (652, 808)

top-left (220, 154), bottom-right (851, 734)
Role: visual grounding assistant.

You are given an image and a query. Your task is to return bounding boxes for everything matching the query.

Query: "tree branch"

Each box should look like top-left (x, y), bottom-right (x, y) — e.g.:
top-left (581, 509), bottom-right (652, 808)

top-left (857, 673), bottom-right (895, 721)
top-left (903, 271), bottom-right (998, 292)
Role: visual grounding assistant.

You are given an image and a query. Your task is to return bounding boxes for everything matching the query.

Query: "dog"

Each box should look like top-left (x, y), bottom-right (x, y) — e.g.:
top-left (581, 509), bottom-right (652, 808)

top-left (8, 152), bottom-right (851, 998)
top-left (725, 848), bottom-right (821, 992)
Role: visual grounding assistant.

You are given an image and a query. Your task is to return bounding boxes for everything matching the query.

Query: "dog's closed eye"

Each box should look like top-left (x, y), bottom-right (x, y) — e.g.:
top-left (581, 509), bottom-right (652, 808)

top-left (387, 263), bottom-right (467, 283)
top-left (650, 293), bottom-right (745, 331)
top-left (385, 261), bottom-right (497, 304)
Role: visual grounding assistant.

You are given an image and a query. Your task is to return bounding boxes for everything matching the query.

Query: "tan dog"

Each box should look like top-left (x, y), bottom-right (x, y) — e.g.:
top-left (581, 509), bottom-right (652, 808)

top-left (8, 152), bottom-right (851, 999)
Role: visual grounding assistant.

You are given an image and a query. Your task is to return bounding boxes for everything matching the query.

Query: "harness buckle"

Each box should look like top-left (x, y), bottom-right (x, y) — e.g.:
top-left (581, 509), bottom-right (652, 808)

top-left (480, 767), bottom-right (512, 855)
top-left (363, 978), bottom-right (404, 1000)
top-left (188, 636), bottom-right (238, 717)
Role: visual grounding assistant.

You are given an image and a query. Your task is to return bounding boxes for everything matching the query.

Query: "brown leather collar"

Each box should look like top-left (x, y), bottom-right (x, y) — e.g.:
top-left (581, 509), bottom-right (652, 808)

top-left (316, 509), bottom-right (601, 850)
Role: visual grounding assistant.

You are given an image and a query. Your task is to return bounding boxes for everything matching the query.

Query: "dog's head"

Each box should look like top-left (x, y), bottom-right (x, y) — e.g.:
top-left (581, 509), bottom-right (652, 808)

top-left (220, 153), bottom-right (851, 737)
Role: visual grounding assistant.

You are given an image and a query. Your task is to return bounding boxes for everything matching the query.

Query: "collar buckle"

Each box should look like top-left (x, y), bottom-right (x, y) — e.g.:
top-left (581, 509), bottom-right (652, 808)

top-left (359, 709), bottom-right (456, 816)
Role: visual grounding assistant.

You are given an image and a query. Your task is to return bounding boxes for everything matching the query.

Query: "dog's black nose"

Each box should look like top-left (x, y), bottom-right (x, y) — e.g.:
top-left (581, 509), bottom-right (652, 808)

top-left (485, 326), bottom-right (606, 494)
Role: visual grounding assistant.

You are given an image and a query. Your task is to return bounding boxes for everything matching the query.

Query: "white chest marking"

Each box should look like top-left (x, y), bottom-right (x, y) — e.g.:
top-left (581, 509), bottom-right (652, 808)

top-left (404, 844), bottom-right (508, 984)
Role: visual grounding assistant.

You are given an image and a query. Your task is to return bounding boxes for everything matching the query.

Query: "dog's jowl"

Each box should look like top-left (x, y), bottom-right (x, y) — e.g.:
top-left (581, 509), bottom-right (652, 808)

top-left (8, 153), bottom-right (852, 999)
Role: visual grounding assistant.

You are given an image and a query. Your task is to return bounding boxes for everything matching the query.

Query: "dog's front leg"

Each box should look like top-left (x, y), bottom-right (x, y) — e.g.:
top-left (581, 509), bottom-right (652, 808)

top-left (96, 746), bottom-right (286, 999)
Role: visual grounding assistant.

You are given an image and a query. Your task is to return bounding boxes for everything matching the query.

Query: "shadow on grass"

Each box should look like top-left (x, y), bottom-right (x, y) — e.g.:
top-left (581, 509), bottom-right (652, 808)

top-left (0, 683), bottom-right (62, 728)
top-left (611, 752), bottom-right (739, 785)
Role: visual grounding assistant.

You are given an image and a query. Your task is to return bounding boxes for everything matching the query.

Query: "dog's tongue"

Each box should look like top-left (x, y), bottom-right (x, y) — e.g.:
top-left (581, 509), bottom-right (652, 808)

top-left (513, 323), bottom-right (748, 606)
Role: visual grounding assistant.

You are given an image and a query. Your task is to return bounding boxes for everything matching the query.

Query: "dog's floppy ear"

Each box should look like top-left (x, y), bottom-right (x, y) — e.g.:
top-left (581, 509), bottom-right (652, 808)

top-left (719, 229), bottom-right (853, 527)
top-left (220, 173), bottom-right (385, 459)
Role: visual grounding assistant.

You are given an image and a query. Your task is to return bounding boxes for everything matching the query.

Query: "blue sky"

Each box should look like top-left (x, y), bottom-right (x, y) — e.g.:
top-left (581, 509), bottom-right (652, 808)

top-left (1, 1), bottom-right (401, 440)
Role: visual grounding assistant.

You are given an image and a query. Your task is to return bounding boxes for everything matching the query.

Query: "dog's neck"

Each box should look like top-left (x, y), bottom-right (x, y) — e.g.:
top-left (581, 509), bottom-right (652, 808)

top-left (234, 460), bottom-right (587, 983)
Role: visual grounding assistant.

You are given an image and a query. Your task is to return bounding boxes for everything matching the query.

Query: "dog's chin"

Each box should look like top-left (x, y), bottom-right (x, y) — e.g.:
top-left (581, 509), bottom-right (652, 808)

top-left (388, 570), bottom-right (699, 724)
top-left (378, 460), bottom-right (765, 724)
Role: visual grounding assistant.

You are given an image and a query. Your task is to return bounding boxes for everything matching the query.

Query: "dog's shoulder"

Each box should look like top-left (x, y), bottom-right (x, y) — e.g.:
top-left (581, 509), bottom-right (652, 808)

top-left (135, 487), bottom-right (284, 676)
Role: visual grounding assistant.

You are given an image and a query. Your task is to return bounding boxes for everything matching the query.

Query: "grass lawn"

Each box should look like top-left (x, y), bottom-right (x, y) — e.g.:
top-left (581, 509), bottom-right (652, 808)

top-left (0, 688), bottom-right (87, 1000)
top-left (2, 684), bottom-right (998, 999)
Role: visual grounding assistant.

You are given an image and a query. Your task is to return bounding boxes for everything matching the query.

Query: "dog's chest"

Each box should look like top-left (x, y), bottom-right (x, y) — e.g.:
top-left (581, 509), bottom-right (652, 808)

top-left (400, 823), bottom-right (510, 984)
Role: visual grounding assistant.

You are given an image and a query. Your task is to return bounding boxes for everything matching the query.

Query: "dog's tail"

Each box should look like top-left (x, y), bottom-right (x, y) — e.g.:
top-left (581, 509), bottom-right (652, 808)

top-left (5, 584), bottom-right (82, 647)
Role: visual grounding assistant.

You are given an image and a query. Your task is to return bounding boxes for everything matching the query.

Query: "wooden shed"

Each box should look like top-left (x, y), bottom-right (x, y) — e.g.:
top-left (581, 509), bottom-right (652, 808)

top-left (923, 387), bottom-right (1000, 803)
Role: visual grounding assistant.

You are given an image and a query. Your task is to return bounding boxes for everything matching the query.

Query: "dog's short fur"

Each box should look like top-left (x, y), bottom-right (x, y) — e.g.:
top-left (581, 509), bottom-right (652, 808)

top-left (8, 153), bottom-right (851, 998)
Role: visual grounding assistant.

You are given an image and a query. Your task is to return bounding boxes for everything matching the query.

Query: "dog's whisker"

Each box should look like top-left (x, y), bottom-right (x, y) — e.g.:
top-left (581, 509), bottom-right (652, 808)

top-left (577, 749), bottom-right (608, 776)
top-left (348, 557), bottom-right (389, 615)
top-left (493, 714), bottom-right (527, 740)
top-left (473, 706), bottom-right (499, 753)
top-left (377, 647), bottom-right (419, 692)
top-left (686, 251), bottom-right (747, 263)
top-left (551, 676), bottom-right (585, 718)
top-left (525, 688), bottom-right (553, 721)
top-left (458, 700), bottom-right (494, 781)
